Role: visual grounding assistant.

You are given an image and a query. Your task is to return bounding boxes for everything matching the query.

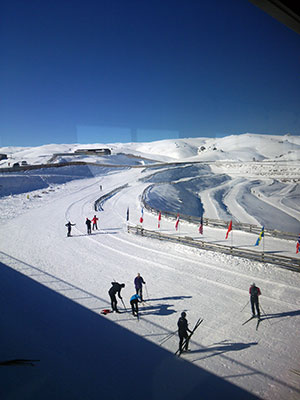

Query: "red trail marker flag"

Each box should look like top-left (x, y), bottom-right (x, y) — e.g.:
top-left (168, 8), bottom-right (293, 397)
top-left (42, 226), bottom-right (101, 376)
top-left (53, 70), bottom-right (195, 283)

top-left (296, 234), bottom-right (300, 254)
top-left (175, 213), bottom-right (180, 231)
top-left (225, 220), bottom-right (232, 239)
top-left (158, 212), bottom-right (161, 229)
top-left (198, 216), bottom-right (203, 234)
top-left (139, 208), bottom-right (144, 224)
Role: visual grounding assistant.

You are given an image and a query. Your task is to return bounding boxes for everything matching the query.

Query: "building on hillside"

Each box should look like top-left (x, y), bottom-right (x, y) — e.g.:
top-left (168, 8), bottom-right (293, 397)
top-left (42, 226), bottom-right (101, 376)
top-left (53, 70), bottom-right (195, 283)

top-left (74, 148), bottom-right (111, 155)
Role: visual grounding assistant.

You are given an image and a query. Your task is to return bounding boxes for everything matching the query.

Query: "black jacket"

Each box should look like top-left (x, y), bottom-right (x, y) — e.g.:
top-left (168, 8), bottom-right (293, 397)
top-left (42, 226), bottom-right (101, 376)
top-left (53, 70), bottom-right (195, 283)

top-left (249, 285), bottom-right (261, 299)
top-left (109, 282), bottom-right (123, 298)
top-left (177, 316), bottom-right (190, 334)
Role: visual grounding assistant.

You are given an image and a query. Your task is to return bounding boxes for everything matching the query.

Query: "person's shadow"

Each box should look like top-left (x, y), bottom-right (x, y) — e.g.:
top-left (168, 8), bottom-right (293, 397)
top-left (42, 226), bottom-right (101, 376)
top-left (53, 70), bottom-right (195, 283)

top-left (191, 340), bottom-right (258, 362)
top-left (70, 230), bottom-right (119, 237)
top-left (260, 309), bottom-right (300, 321)
top-left (140, 303), bottom-right (176, 316)
top-left (147, 295), bottom-right (192, 302)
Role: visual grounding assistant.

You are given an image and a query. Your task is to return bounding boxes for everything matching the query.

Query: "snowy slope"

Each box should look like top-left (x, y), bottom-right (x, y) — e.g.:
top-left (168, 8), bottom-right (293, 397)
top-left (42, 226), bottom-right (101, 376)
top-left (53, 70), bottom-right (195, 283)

top-left (0, 134), bottom-right (300, 399)
top-left (2, 133), bottom-right (300, 165)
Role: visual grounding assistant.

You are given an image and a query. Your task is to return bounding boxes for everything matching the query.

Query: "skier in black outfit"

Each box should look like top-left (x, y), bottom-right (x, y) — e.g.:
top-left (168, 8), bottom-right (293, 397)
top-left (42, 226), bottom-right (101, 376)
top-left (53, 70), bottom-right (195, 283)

top-left (65, 221), bottom-right (75, 237)
top-left (177, 312), bottom-right (192, 352)
top-left (86, 218), bottom-right (92, 235)
top-left (249, 283), bottom-right (261, 318)
top-left (108, 282), bottom-right (125, 313)
top-left (134, 273), bottom-right (146, 301)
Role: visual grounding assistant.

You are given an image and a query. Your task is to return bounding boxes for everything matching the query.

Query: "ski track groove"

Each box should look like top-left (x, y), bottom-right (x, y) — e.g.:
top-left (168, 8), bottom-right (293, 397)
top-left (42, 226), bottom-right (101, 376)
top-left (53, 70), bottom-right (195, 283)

top-left (224, 179), bottom-right (260, 225)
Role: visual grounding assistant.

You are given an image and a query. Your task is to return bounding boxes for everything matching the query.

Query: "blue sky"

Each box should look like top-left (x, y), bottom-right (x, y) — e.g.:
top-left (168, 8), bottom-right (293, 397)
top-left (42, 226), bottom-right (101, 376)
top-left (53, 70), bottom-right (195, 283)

top-left (0, 0), bottom-right (300, 146)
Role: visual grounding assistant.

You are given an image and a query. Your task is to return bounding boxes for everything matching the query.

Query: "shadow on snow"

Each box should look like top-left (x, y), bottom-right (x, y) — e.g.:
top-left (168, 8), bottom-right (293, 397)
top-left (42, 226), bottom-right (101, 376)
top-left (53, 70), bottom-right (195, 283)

top-left (190, 341), bottom-right (258, 361)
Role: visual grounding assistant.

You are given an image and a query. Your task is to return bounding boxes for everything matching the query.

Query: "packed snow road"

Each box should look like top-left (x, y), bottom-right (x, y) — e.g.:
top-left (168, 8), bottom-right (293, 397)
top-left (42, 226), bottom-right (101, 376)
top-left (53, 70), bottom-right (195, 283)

top-left (1, 168), bottom-right (300, 399)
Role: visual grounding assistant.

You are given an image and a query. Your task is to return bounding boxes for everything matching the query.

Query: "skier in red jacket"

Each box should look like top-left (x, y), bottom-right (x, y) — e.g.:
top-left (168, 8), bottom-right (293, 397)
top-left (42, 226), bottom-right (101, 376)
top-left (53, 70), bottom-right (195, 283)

top-left (91, 215), bottom-right (98, 230)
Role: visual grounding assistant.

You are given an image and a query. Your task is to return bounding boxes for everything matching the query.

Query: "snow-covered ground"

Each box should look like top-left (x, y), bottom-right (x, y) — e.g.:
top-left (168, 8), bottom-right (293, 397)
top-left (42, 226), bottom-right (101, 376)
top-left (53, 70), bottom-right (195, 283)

top-left (0, 134), bottom-right (300, 399)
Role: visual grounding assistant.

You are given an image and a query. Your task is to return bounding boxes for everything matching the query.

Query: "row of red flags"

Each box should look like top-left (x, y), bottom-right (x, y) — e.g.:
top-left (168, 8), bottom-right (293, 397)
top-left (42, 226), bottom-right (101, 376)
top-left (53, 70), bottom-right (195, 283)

top-left (131, 208), bottom-right (299, 254)
top-left (136, 207), bottom-right (204, 234)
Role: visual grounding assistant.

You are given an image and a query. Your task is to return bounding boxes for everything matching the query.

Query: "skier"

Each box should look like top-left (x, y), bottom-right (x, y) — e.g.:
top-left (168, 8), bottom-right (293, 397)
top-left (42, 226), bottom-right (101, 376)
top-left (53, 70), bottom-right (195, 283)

top-left (86, 218), bottom-right (92, 235)
top-left (130, 293), bottom-right (141, 316)
top-left (249, 283), bottom-right (261, 318)
top-left (134, 273), bottom-right (146, 301)
top-left (65, 221), bottom-right (75, 237)
top-left (108, 282), bottom-right (125, 313)
top-left (91, 215), bottom-right (98, 230)
top-left (177, 312), bottom-right (192, 353)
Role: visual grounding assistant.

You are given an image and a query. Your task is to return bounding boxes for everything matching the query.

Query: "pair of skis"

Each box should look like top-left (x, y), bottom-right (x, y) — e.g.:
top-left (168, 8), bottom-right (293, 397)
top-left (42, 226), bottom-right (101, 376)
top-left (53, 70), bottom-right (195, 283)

top-left (290, 369), bottom-right (300, 377)
top-left (175, 318), bottom-right (203, 357)
top-left (242, 315), bottom-right (261, 330)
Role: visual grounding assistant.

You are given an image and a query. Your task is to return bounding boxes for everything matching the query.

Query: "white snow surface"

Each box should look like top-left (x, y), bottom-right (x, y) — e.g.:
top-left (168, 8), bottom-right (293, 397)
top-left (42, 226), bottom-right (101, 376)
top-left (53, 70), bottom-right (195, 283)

top-left (0, 133), bottom-right (300, 400)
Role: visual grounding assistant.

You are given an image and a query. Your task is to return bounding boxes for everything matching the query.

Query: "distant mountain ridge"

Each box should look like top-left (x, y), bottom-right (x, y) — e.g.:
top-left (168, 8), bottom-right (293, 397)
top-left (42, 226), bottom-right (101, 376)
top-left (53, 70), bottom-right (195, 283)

top-left (0, 133), bottom-right (299, 166)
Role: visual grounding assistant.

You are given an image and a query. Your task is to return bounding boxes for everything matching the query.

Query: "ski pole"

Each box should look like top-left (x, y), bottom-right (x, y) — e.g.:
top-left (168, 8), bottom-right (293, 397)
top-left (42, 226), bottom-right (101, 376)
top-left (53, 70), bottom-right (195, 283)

top-left (240, 300), bottom-right (249, 312)
top-left (121, 298), bottom-right (127, 311)
top-left (159, 330), bottom-right (177, 345)
top-left (145, 283), bottom-right (150, 299)
top-left (260, 304), bottom-right (267, 316)
top-left (260, 304), bottom-right (271, 325)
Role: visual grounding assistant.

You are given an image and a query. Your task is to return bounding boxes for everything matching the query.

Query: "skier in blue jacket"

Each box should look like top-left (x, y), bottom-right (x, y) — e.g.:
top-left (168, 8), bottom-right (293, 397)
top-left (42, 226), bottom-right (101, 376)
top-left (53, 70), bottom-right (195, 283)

top-left (130, 293), bottom-right (141, 316)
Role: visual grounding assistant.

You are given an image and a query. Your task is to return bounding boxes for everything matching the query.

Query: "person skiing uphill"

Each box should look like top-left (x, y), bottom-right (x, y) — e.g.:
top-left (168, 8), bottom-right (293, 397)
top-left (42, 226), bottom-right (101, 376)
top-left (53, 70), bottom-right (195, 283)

top-left (108, 282), bottom-right (125, 313)
top-left (177, 312), bottom-right (192, 353)
top-left (249, 283), bottom-right (261, 318)
top-left (65, 221), bottom-right (75, 237)
top-left (86, 218), bottom-right (92, 235)
top-left (130, 293), bottom-right (141, 316)
top-left (134, 273), bottom-right (146, 301)
top-left (91, 215), bottom-right (98, 230)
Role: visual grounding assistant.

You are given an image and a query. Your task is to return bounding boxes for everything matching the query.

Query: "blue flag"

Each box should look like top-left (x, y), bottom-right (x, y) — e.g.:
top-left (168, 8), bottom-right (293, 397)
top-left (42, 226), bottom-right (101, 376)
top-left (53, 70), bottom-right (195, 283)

top-left (255, 226), bottom-right (264, 246)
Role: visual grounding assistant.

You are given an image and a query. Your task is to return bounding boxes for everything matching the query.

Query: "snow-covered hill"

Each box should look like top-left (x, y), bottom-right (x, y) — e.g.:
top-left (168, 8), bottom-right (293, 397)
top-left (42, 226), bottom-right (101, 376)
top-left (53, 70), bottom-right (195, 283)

top-left (1, 133), bottom-right (300, 165)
